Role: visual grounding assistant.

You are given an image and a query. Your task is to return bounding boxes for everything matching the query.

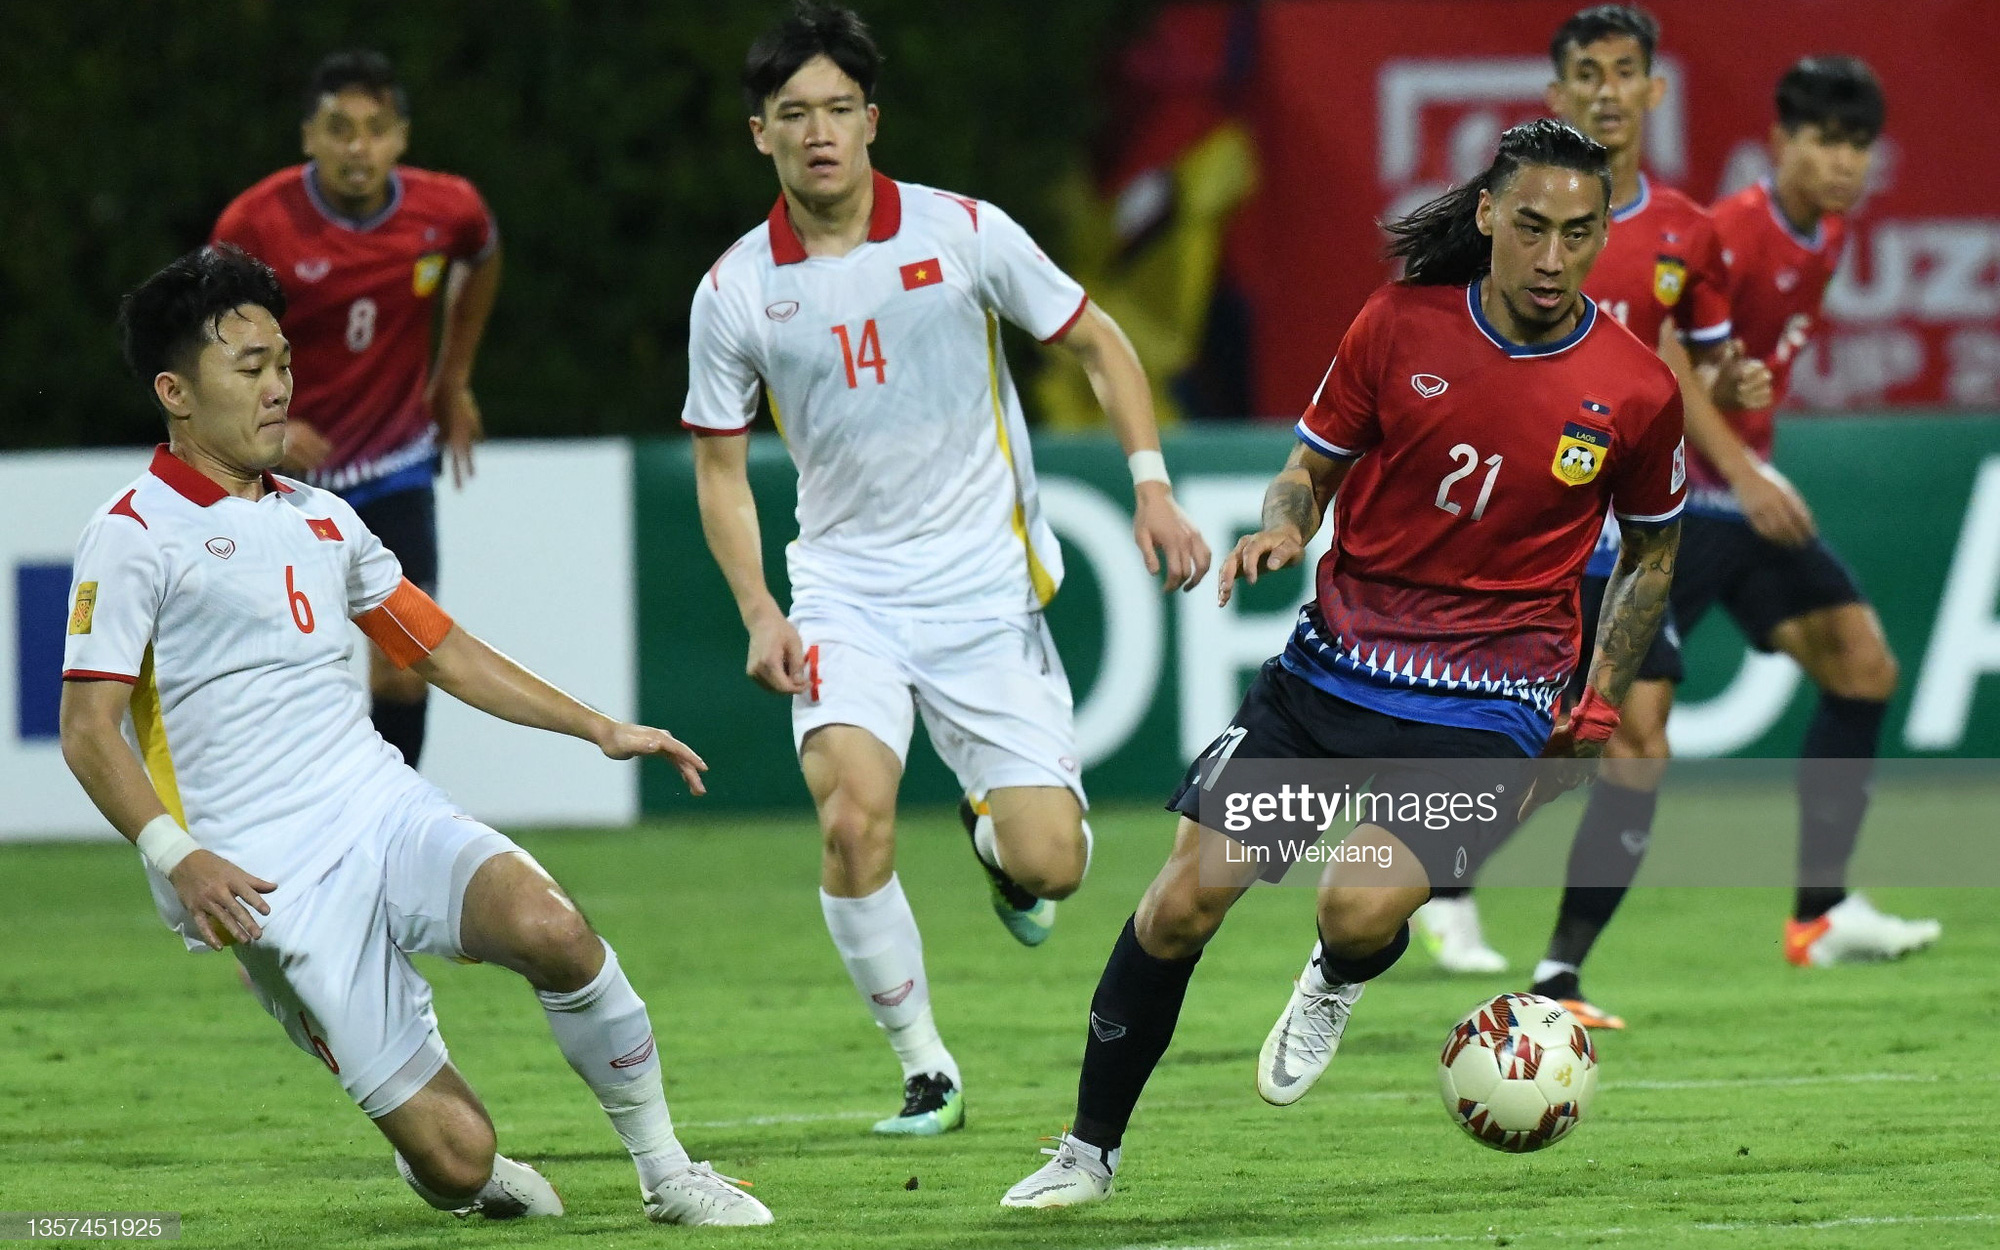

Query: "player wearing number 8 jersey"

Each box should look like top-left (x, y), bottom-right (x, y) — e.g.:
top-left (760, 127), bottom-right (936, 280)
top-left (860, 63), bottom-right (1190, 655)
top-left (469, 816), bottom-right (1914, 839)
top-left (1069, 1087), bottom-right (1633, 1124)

top-left (686, 3), bottom-right (1208, 1136)
top-left (211, 49), bottom-right (502, 772)
top-left (61, 246), bottom-right (770, 1226)
top-left (1003, 120), bottom-right (1682, 1208)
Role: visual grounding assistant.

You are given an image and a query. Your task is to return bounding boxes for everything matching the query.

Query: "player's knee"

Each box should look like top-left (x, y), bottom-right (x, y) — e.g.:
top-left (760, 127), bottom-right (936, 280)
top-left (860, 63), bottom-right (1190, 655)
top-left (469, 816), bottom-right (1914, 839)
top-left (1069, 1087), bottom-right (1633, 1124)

top-left (507, 895), bottom-right (601, 992)
top-left (1827, 640), bottom-right (1898, 701)
top-left (992, 822), bottom-right (1086, 900)
top-left (818, 792), bottom-right (893, 863)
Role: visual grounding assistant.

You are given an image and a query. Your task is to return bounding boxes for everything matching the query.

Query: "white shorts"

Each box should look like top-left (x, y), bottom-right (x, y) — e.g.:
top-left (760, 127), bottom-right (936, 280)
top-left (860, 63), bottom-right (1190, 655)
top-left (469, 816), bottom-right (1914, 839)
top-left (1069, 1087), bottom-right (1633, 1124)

top-left (791, 598), bottom-right (1087, 803)
top-left (230, 787), bottom-right (520, 1118)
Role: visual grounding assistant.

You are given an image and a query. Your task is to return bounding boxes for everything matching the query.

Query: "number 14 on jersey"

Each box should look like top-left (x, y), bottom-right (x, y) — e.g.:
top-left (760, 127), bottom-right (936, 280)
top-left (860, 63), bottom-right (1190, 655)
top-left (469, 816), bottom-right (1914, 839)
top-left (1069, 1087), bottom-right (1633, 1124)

top-left (831, 320), bottom-right (887, 388)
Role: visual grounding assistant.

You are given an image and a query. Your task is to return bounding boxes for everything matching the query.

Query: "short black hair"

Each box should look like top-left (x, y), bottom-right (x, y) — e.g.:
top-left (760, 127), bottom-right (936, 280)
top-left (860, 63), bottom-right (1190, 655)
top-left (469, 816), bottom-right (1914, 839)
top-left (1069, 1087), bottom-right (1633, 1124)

top-left (118, 245), bottom-right (287, 410)
top-left (1776, 55), bottom-right (1885, 144)
top-left (302, 48), bottom-right (408, 121)
top-left (742, 2), bottom-right (882, 117)
top-left (1550, 4), bottom-right (1660, 75)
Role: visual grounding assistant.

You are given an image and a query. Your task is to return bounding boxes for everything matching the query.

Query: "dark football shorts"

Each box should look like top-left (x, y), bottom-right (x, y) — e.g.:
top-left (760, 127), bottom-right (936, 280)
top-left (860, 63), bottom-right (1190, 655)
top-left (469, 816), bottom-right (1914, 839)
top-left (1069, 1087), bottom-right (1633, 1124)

top-left (1168, 659), bottom-right (1531, 888)
top-left (1669, 512), bottom-right (1865, 652)
top-left (1568, 571), bottom-right (1684, 701)
top-left (351, 483), bottom-right (439, 596)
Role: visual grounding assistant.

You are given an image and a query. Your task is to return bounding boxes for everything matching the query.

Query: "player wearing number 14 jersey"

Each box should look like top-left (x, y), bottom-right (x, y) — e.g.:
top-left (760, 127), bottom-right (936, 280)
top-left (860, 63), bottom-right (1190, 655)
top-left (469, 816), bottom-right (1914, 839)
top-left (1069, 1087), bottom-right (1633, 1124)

top-left (212, 49), bottom-right (501, 771)
top-left (685, 3), bottom-right (1208, 1137)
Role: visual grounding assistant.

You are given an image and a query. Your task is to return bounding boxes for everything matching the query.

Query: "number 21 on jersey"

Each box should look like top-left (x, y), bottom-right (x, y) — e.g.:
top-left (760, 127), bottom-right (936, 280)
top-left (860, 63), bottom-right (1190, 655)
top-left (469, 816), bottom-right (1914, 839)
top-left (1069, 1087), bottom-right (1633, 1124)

top-left (831, 320), bottom-right (887, 388)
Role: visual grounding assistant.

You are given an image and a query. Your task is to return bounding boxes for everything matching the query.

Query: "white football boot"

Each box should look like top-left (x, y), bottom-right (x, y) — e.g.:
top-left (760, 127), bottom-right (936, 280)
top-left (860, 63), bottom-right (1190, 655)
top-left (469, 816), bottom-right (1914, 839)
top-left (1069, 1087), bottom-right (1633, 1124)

top-left (396, 1152), bottom-right (564, 1218)
top-left (1000, 1132), bottom-right (1116, 1209)
top-left (1412, 895), bottom-right (1509, 974)
top-left (1257, 953), bottom-right (1365, 1106)
top-left (1785, 893), bottom-right (1942, 967)
top-left (643, 1161), bottom-right (774, 1226)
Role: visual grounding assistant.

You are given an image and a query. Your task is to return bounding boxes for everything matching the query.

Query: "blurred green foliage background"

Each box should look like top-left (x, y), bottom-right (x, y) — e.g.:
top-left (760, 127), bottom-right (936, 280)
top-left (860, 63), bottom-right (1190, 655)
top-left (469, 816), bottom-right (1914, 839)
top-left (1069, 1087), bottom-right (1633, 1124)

top-left (1, 0), bottom-right (1144, 449)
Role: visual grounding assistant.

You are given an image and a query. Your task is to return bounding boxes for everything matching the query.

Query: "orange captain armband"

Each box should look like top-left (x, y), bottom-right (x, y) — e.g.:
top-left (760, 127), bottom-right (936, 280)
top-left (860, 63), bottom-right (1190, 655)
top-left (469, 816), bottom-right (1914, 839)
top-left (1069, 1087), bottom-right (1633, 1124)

top-left (354, 578), bottom-right (455, 668)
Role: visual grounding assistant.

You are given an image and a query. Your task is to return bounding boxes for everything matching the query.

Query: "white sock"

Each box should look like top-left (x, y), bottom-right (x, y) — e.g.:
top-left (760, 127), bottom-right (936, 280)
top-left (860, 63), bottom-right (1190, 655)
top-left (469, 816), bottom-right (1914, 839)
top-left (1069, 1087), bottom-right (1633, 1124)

top-left (821, 876), bottom-right (960, 1086)
top-left (1079, 818), bottom-right (1094, 880)
top-left (1301, 940), bottom-right (1335, 994)
top-left (971, 806), bottom-right (1003, 872)
top-left (1533, 959), bottom-right (1578, 986)
top-left (537, 940), bottom-right (690, 1192)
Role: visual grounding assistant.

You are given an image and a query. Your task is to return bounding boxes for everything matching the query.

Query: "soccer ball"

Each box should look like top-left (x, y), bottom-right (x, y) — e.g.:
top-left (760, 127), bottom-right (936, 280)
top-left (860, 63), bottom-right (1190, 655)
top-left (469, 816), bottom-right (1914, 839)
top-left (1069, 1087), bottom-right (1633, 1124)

top-left (1438, 993), bottom-right (1597, 1152)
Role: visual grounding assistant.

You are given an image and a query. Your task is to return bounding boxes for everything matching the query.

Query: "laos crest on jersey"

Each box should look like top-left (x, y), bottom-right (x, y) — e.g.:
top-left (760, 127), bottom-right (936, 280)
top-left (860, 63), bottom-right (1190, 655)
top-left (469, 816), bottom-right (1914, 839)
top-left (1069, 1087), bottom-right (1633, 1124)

top-left (1652, 255), bottom-right (1687, 307)
top-left (1552, 406), bottom-right (1611, 486)
top-left (413, 252), bottom-right (447, 297)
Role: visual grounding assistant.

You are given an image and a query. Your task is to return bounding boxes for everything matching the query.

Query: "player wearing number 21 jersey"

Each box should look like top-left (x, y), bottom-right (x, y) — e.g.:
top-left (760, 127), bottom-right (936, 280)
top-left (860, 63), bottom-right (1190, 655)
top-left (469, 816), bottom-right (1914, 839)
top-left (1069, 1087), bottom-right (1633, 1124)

top-left (1003, 120), bottom-right (1681, 1210)
top-left (688, 5), bottom-right (1207, 1138)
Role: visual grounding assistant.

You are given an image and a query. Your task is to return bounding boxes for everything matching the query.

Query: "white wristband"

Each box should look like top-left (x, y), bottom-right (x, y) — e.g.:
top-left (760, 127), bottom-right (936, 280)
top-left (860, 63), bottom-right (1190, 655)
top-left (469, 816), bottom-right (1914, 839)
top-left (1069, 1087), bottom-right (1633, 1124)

top-left (136, 814), bottom-right (200, 877)
top-left (1128, 449), bottom-right (1171, 488)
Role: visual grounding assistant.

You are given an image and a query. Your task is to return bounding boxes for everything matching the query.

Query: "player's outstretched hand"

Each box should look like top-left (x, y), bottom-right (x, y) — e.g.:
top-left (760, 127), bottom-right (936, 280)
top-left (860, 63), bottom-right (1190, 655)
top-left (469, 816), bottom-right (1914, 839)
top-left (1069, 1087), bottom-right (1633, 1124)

top-left (746, 606), bottom-right (809, 696)
top-left (1133, 483), bottom-right (1212, 593)
top-left (1517, 692), bottom-right (1617, 821)
top-left (168, 850), bottom-right (276, 950)
top-left (1711, 339), bottom-right (1774, 411)
top-left (1734, 461), bottom-right (1817, 548)
top-left (1217, 524), bottom-right (1307, 607)
top-left (597, 722), bottom-right (709, 795)
top-left (429, 378), bottom-right (484, 489)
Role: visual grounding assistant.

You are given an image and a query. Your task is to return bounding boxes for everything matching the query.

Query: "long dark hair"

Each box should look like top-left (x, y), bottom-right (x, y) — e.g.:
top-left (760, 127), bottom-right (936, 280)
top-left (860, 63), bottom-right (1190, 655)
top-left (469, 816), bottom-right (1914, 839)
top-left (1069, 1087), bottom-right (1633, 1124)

top-left (1386, 119), bottom-right (1611, 286)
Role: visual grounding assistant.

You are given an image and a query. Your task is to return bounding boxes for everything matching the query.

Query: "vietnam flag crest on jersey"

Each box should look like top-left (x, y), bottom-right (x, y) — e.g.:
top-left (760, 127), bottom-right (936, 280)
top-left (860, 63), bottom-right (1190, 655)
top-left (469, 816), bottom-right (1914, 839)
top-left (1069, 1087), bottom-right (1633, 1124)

top-left (1552, 418), bottom-right (1611, 485)
top-left (900, 258), bottom-right (943, 290)
top-left (307, 517), bottom-right (344, 542)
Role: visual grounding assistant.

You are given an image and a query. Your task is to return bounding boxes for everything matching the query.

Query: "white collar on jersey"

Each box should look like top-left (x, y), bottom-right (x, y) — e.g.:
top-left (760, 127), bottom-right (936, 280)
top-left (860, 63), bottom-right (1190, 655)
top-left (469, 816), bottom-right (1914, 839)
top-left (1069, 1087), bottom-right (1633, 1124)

top-left (300, 161), bottom-right (406, 233)
top-left (1610, 172), bottom-right (1651, 224)
top-left (149, 445), bottom-right (294, 507)
top-left (1465, 281), bottom-right (1599, 358)
top-left (767, 170), bottom-right (903, 264)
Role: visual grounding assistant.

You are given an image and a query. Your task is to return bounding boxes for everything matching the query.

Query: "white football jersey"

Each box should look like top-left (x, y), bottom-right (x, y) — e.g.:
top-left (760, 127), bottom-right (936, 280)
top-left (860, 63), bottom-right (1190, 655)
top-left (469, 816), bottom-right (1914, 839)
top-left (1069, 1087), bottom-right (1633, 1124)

top-left (62, 446), bottom-right (424, 891)
top-left (684, 173), bottom-right (1087, 616)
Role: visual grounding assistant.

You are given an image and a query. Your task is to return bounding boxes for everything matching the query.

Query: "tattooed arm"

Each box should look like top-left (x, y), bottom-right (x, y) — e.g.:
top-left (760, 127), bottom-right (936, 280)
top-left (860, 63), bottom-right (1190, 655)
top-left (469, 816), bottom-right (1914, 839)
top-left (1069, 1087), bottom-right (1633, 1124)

top-left (1587, 518), bottom-right (1681, 713)
top-left (1217, 444), bottom-right (1353, 606)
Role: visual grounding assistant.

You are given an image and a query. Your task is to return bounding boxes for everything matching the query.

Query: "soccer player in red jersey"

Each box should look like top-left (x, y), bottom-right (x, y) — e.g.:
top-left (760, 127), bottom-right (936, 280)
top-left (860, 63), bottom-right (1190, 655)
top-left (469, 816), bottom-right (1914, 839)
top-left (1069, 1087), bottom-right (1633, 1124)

top-left (212, 50), bottom-right (501, 769)
top-left (1426, 7), bottom-right (1778, 1026)
top-left (1695, 58), bottom-right (1937, 966)
top-left (1002, 121), bottom-right (1684, 1208)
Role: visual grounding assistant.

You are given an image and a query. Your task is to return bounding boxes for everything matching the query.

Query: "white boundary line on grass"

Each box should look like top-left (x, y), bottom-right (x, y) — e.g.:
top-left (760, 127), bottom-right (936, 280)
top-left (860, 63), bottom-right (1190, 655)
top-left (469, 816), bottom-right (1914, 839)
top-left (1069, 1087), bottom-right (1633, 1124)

top-left (679, 1071), bottom-right (1984, 1129)
top-left (1110, 1212), bottom-right (1998, 1249)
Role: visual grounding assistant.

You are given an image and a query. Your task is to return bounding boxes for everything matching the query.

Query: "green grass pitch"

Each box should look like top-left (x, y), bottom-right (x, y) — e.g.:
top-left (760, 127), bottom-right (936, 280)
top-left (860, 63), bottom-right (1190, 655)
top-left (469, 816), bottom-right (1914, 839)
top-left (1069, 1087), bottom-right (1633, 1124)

top-left (2, 796), bottom-right (1994, 1249)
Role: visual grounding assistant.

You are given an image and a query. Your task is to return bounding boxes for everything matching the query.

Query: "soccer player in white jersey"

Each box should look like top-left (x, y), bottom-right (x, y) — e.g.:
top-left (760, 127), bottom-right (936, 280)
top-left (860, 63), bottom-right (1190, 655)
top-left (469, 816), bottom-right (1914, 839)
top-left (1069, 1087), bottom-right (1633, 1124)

top-left (60, 245), bottom-right (771, 1227)
top-left (685, 3), bottom-right (1210, 1136)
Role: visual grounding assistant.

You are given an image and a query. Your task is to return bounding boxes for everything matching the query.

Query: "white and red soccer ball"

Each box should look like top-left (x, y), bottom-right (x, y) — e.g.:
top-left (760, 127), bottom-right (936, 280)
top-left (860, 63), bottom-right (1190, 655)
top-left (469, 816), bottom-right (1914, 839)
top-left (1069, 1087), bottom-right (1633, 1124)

top-left (1438, 993), bottom-right (1598, 1152)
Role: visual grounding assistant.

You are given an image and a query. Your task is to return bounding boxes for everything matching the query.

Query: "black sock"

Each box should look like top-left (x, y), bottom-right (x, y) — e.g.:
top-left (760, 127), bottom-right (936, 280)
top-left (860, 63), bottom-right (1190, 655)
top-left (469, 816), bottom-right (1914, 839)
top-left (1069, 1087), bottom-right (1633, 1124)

top-left (372, 695), bottom-right (429, 769)
top-left (1545, 781), bottom-right (1658, 968)
top-left (1427, 885), bottom-right (1470, 901)
top-left (1316, 921), bottom-right (1410, 984)
top-left (1073, 916), bottom-right (1200, 1152)
top-left (1795, 694), bottom-right (1886, 921)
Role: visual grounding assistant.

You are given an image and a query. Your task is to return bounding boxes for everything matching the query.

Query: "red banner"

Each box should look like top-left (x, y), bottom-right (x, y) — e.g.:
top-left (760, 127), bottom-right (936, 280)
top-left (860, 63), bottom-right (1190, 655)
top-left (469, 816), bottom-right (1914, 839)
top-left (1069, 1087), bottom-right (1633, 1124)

top-left (1227, 0), bottom-right (2000, 416)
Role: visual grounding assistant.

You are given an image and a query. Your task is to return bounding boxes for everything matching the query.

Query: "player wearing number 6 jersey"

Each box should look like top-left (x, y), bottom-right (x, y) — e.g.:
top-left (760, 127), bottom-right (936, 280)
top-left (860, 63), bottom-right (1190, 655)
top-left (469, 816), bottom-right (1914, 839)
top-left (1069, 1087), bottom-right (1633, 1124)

top-left (212, 49), bottom-right (502, 772)
top-left (61, 246), bottom-right (769, 1226)
top-left (1003, 121), bottom-right (1683, 1208)
top-left (686, 3), bottom-right (1209, 1137)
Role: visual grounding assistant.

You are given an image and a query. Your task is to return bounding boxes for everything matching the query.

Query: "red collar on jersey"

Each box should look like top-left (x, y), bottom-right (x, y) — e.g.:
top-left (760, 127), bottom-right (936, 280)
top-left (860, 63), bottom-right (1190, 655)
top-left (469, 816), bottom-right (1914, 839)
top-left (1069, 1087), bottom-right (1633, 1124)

top-left (149, 444), bottom-right (294, 506)
top-left (766, 170), bottom-right (902, 264)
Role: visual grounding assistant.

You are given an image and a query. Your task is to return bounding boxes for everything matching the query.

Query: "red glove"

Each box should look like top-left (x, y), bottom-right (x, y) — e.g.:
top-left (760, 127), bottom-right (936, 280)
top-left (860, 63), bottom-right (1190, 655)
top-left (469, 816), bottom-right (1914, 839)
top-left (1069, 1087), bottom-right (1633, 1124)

top-left (1568, 688), bottom-right (1621, 747)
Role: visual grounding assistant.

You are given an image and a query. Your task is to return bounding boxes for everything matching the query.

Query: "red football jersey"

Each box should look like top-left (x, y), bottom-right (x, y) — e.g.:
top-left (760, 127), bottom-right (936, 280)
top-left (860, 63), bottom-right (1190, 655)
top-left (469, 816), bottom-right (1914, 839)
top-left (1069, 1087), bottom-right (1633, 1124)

top-left (1585, 175), bottom-right (1733, 352)
top-left (212, 163), bottom-right (496, 493)
top-left (1696, 180), bottom-right (1850, 496)
top-left (1295, 282), bottom-right (1684, 714)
